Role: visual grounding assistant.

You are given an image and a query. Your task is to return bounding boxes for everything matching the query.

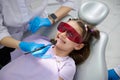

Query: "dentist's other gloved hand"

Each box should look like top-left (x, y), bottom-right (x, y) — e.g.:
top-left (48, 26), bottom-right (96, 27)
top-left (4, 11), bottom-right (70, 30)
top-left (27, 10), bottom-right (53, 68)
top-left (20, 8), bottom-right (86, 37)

top-left (28, 16), bottom-right (52, 33)
top-left (19, 41), bottom-right (51, 58)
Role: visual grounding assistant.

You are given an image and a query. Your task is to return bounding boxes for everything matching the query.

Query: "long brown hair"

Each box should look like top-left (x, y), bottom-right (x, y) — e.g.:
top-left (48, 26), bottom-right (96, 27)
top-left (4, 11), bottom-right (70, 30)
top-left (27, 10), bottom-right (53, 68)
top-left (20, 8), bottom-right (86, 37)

top-left (68, 18), bottom-right (100, 65)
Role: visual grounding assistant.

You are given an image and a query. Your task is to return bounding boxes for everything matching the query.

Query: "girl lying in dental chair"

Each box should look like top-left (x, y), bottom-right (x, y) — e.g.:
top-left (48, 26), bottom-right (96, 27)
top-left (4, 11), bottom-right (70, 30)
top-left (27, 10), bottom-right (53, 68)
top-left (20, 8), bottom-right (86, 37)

top-left (0, 18), bottom-right (100, 80)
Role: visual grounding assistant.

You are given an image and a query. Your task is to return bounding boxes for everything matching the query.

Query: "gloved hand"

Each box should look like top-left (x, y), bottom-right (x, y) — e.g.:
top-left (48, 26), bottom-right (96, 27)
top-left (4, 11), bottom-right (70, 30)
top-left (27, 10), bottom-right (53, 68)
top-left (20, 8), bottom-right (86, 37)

top-left (19, 41), bottom-right (51, 58)
top-left (28, 16), bottom-right (52, 33)
top-left (32, 45), bottom-right (52, 58)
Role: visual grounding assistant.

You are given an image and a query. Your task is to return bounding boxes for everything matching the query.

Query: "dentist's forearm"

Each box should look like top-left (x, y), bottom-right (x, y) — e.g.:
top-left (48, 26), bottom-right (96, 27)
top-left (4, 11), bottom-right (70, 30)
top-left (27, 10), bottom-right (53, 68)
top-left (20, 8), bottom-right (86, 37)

top-left (54, 6), bottom-right (72, 21)
top-left (0, 36), bottom-right (20, 49)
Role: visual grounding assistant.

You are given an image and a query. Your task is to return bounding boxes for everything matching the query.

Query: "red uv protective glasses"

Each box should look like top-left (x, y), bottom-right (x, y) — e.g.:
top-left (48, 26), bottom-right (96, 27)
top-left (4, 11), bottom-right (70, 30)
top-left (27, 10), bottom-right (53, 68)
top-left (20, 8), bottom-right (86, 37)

top-left (57, 22), bottom-right (83, 44)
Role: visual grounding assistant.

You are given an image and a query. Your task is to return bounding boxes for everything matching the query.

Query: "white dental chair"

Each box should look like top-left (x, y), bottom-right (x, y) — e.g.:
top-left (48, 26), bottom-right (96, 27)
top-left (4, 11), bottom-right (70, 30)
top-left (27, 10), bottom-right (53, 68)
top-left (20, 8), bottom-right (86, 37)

top-left (74, 31), bottom-right (108, 80)
top-left (74, 1), bottom-right (109, 80)
top-left (40, 1), bottom-right (109, 80)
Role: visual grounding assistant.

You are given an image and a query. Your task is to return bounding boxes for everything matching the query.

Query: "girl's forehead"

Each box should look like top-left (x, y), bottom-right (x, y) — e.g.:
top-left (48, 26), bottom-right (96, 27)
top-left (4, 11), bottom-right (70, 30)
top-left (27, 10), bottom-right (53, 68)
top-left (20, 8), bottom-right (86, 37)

top-left (66, 21), bottom-right (83, 34)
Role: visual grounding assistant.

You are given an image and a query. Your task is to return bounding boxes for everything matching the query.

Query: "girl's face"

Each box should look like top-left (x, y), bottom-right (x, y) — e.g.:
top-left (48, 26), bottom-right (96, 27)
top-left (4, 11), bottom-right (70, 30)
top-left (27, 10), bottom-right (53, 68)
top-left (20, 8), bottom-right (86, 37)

top-left (55, 20), bottom-right (84, 52)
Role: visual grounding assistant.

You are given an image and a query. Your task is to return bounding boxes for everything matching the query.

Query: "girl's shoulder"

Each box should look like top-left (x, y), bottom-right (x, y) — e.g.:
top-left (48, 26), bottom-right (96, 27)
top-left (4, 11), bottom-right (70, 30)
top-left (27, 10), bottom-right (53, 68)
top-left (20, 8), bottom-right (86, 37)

top-left (60, 56), bottom-right (76, 68)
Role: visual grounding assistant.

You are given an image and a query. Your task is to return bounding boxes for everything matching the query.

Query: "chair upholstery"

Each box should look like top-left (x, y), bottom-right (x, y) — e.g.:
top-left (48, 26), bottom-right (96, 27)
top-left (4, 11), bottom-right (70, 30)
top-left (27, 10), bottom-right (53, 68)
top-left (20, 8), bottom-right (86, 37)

top-left (78, 1), bottom-right (109, 26)
top-left (74, 31), bottom-right (108, 80)
top-left (74, 1), bottom-right (109, 80)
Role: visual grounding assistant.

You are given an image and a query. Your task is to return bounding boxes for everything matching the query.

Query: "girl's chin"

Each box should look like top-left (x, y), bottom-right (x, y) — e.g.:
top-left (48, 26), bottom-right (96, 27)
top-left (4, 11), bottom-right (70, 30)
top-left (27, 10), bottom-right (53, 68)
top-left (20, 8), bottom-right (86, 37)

top-left (56, 42), bottom-right (63, 46)
top-left (55, 41), bottom-right (65, 48)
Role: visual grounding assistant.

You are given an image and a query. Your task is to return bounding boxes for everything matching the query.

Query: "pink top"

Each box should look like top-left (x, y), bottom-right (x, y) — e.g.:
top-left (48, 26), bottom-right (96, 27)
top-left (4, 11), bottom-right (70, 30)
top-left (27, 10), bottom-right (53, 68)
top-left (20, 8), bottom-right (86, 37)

top-left (0, 34), bottom-right (76, 80)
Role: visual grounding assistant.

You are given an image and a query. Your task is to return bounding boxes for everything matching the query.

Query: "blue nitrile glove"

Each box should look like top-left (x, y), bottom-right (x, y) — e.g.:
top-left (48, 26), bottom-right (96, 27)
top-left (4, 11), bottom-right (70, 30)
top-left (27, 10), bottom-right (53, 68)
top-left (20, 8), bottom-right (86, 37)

top-left (32, 45), bottom-right (52, 58)
top-left (19, 41), bottom-right (45, 52)
top-left (28, 16), bottom-right (51, 33)
top-left (108, 69), bottom-right (120, 80)
top-left (19, 41), bottom-right (51, 58)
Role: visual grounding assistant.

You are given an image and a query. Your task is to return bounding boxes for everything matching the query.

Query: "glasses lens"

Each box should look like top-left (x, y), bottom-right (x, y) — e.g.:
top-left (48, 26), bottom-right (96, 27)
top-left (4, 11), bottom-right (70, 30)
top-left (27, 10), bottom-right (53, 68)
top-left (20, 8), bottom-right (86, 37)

top-left (57, 22), bottom-right (66, 32)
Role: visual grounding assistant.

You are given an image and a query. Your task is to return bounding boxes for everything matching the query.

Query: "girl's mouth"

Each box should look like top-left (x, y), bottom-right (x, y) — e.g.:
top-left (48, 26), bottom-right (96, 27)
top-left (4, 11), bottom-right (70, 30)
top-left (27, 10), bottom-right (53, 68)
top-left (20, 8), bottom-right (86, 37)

top-left (57, 35), bottom-right (66, 44)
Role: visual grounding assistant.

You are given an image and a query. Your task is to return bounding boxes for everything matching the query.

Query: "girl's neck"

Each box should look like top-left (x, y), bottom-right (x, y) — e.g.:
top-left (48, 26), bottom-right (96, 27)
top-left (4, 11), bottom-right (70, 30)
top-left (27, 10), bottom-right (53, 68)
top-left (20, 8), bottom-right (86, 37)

top-left (52, 46), bottom-right (70, 57)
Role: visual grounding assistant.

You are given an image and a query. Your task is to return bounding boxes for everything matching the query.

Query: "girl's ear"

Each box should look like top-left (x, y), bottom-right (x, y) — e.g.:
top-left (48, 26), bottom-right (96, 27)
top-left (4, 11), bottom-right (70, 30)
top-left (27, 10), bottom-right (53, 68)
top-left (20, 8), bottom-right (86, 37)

top-left (74, 43), bottom-right (84, 50)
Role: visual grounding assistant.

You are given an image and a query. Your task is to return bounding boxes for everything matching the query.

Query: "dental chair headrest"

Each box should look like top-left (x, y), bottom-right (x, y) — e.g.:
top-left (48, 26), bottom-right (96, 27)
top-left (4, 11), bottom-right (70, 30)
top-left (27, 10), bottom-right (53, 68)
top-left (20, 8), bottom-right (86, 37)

top-left (78, 1), bottom-right (109, 26)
